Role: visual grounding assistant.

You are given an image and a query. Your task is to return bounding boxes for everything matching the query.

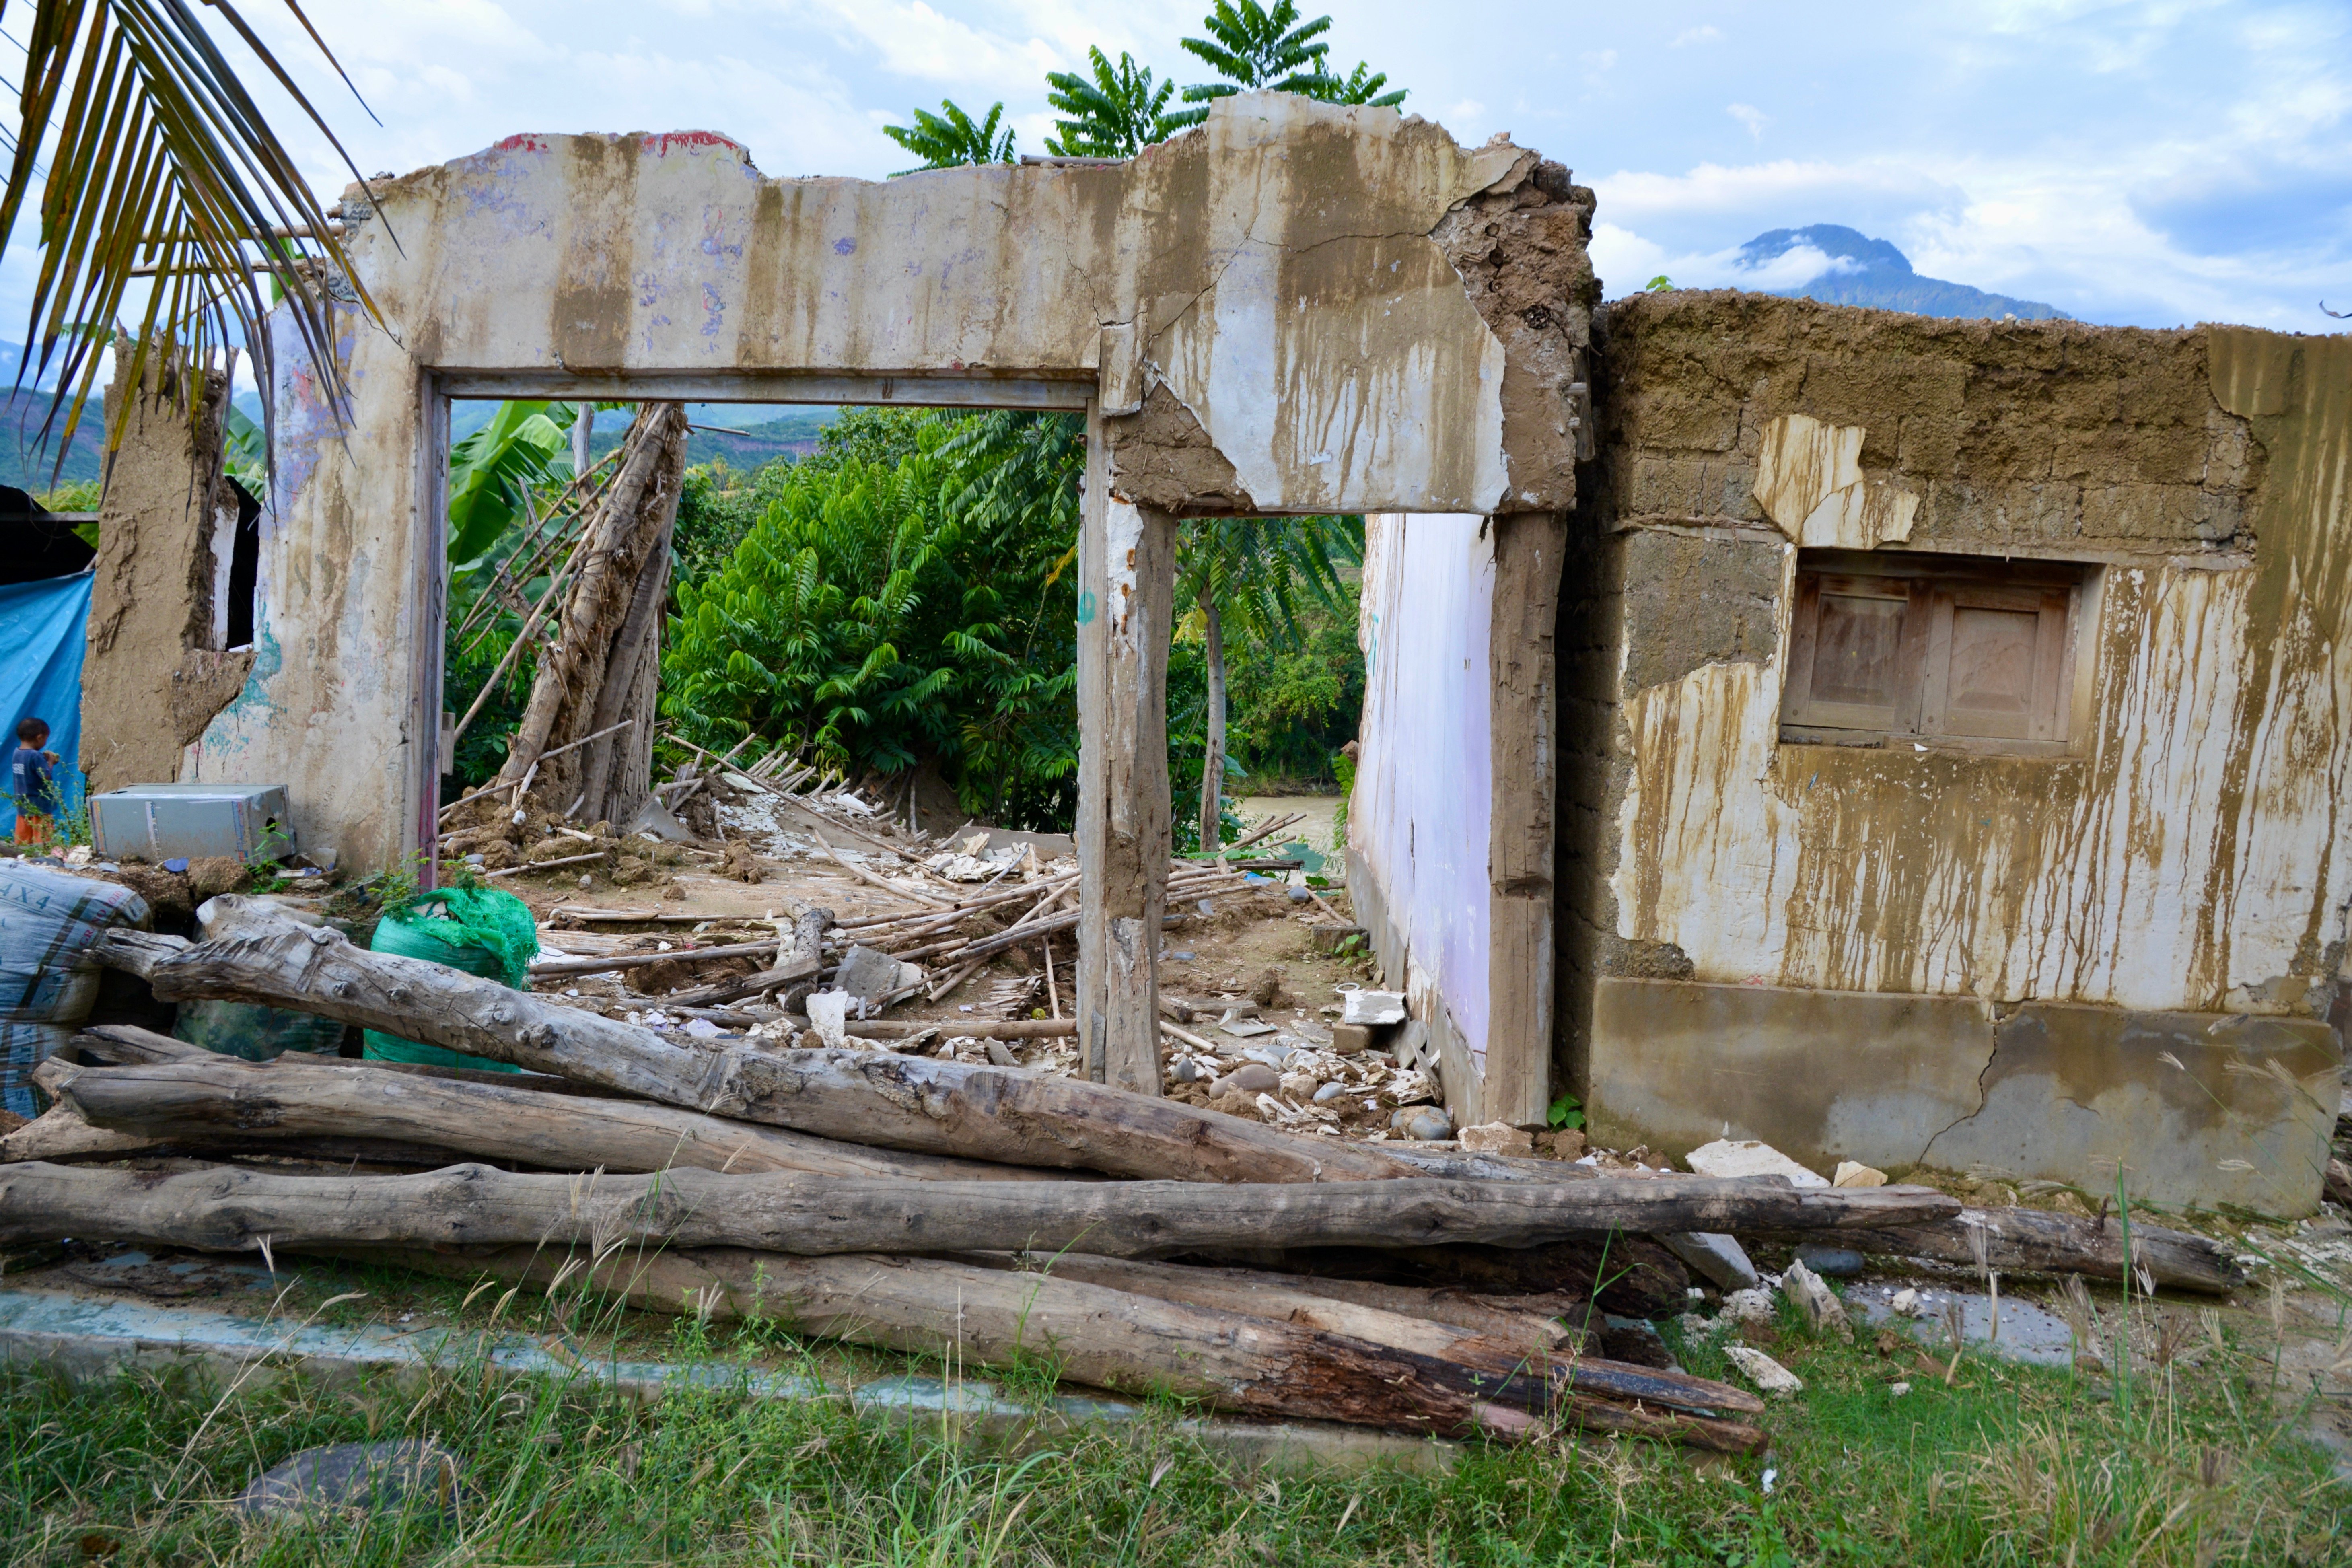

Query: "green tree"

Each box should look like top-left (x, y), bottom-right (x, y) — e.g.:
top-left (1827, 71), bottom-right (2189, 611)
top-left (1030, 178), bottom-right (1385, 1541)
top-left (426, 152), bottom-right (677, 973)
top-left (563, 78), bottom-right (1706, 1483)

top-left (663, 411), bottom-right (1085, 828)
top-left (1176, 513), bottom-right (1360, 853)
top-left (882, 99), bottom-right (1015, 174)
top-left (1044, 48), bottom-right (1183, 157)
top-left (1169, 1), bottom-right (1402, 127)
top-left (2, 0), bottom-right (379, 461)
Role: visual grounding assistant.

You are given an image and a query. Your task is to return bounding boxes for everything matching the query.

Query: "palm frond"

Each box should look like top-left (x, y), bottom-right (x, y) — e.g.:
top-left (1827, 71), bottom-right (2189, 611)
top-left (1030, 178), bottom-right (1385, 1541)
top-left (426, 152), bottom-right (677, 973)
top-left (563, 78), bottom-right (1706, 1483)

top-left (0, 0), bottom-right (383, 470)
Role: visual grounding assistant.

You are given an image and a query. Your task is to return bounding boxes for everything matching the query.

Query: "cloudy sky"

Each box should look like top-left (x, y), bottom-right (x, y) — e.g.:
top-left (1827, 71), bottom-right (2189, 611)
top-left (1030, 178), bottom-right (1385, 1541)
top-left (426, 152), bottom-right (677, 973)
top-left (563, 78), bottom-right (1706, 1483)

top-left (8, 0), bottom-right (2350, 336)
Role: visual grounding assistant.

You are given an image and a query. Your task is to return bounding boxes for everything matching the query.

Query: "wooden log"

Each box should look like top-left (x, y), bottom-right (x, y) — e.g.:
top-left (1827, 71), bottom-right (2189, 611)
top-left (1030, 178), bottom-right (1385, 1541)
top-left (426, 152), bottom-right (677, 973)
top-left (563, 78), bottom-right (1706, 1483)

top-left (0, 1157), bottom-right (1959, 1261)
top-left (528, 936), bottom-right (785, 978)
top-left (0, 1107), bottom-right (154, 1163)
top-left (92, 924), bottom-right (1423, 1183)
top-left (43, 1057), bottom-right (1092, 1184)
top-left (967, 1253), bottom-right (1766, 1431)
top-left (1191, 1233), bottom-right (1698, 1322)
top-left (1772, 1206), bottom-right (2244, 1296)
top-left (660, 907), bottom-right (829, 1009)
top-left (348, 1243), bottom-right (1572, 1441)
top-left (70, 1023), bottom-right (635, 1101)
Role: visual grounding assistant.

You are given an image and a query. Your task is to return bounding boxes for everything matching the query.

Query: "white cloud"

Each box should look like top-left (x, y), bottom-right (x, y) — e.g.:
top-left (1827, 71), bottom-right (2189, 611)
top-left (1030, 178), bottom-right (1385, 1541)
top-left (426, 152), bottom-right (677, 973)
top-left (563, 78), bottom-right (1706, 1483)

top-left (1726, 103), bottom-right (1768, 140)
top-left (1672, 25), bottom-right (1722, 46)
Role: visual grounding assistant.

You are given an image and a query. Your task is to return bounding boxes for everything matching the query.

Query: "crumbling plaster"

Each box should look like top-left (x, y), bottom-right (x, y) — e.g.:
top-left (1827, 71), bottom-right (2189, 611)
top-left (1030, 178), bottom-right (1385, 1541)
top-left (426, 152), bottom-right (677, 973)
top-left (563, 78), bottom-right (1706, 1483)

top-left (190, 95), bottom-right (1596, 867)
top-left (81, 354), bottom-right (256, 798)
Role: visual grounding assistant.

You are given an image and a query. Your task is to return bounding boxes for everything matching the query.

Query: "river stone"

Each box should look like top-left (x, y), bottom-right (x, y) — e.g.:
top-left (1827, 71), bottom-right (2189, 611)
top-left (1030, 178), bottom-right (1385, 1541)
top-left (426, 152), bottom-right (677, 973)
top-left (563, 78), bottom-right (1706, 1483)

top-left (1393, 1106), bottom-right (1454, 1141)
top-left (1210, 1062), bottom-right (1278, 1098)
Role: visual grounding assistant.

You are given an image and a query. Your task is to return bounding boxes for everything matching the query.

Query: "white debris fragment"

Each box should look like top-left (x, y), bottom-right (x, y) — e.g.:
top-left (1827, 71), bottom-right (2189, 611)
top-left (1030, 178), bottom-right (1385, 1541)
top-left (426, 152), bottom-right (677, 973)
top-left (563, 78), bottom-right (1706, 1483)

top-left (1891, 1288), bottom-right (1922, 1317)
top-left (1833, 1160), bottom-right (1889, 1188)
top-left (806, 990), bottom-right (850, 1049)
top-left (1723, 1345), bottom-right (1803, 1399)
top-left (1684, 1138), bottom-right (1830, 1188)
top-left (1719, 1288), bottom-right (1777, 1328)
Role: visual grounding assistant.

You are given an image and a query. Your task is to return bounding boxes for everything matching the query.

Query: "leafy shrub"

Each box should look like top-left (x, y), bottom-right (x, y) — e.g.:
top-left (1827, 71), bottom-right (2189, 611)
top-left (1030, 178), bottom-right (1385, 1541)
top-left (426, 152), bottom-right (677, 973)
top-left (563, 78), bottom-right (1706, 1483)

top-left (663, 411), bottom-right (1083, 828)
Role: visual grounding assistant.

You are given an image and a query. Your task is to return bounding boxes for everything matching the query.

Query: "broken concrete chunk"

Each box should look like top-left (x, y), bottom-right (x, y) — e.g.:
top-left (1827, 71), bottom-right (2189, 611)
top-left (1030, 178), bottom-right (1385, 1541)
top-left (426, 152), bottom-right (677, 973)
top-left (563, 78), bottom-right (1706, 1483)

top-left (1278, 1070), bottom-right (1319, 1101)
top-left (1340, 990), bottom-right (1408, 1027)
top-left (1329, 1021), bottom-right (1374, 1055)
top-left (834, 945), bottom-right (922, 1003)
top-left (1684, 1138), bottom-right (1829, 1188)
top-left (1780, 1259), bottom-right (1854, 1341)
top-left (805, 990), bottom-right (849, 1050)
top-left (1833, 1160), bottom-right (1889, 1188)
top-left (1458, 1121), bottom-right (1534, 1156)
top-left (237, 1440), bottom-right (461, 1519)
top-left (1719, 1288), bottom-right (1777, 1328)
top-left (984, 1040), bottom-right (1020, 1069)
top-left (1660, 1231), bottom-right (1760, 1292)
top-left (1219, 1018), bottom-right (1278, 1039)
top-left (1721, 1344), bottom-right (1803, 1399)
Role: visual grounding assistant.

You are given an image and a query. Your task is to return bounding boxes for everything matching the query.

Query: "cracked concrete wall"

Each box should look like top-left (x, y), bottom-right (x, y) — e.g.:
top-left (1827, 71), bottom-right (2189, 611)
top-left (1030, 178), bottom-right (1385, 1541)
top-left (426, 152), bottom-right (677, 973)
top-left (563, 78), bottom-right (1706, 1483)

top-left (1570, 294), bottom-right (2352, 1213)
top-left (80, 352), bottom-right (257, 799)
top-left (205, 95), bottom-right (1593, 867)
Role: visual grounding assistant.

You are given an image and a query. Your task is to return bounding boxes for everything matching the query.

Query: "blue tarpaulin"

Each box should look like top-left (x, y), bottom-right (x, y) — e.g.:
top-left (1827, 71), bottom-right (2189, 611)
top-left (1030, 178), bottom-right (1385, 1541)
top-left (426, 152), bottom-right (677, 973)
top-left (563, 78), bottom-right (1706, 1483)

top-left (0, 572), bottom-right (90, 833)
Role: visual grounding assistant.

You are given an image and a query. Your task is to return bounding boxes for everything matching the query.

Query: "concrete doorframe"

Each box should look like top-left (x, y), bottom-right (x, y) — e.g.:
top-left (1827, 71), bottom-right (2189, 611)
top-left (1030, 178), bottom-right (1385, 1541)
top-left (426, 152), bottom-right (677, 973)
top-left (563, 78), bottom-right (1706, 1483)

top-left (172, 103), bottom-right (1593, 1111)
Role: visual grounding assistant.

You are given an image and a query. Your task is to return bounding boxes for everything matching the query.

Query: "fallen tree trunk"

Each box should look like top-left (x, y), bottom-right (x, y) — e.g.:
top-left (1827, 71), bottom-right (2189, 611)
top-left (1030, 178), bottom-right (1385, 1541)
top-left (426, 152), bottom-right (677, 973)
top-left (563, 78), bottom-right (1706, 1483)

top-left (0, 1159), bottom-right (1957, 1260)
top-left (43, 1057), bottom-right (1091, 1185)
top-left (92, 924), bottom-right (1422, 1183)
top-left (345, 1243), bottom-right (1764, 1450)
top-left (1775, 1206), bottom-right (2243, 1296)
top-left (843, 1019), bottom-right (1078, 1041)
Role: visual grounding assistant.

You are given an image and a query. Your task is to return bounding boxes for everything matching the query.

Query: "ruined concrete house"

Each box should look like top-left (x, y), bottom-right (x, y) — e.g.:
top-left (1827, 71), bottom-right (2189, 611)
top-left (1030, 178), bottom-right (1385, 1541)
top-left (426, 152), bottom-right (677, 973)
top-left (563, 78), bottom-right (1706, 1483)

top-left (78, 95), bottom-right (2347, 1213)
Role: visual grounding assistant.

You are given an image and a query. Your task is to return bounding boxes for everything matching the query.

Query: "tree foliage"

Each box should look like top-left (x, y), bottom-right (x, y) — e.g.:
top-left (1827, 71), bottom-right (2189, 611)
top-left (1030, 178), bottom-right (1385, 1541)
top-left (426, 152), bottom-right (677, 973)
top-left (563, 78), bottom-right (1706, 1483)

top-left (1044, 48), bottom-right (1183, 157)
top-left (662, 410), bottom-right (1085, 828)
top-left (882, 99), bottom-right (1015, 174)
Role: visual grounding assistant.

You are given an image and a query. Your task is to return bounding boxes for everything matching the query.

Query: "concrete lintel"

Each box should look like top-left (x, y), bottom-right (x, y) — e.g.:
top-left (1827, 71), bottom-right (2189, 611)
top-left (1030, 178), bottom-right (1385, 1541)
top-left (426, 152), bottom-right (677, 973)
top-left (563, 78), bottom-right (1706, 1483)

top-left (434, 371), bottom-right (1095, 409)
top-left (0, 1282), bottom-right (1459, 1475)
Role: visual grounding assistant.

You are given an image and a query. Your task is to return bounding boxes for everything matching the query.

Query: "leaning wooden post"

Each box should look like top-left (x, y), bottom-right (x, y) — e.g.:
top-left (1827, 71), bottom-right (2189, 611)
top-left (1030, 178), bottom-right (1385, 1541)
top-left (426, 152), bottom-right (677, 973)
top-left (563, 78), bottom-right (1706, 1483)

top-left (1076, 408), bottom-right (1175, 1096)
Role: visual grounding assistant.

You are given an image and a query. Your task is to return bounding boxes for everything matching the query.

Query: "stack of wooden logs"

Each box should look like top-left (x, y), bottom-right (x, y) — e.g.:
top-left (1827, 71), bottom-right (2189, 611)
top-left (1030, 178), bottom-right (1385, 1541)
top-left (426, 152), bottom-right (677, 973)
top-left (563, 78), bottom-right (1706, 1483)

top-left (0, 907), bottom-right (2244, 1450)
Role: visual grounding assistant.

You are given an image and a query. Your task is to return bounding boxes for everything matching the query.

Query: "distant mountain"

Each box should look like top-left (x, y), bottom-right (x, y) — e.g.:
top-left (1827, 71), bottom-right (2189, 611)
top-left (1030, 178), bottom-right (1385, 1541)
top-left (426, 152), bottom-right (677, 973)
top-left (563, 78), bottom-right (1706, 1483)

top-left (1740, 225), bottom-right (2069, 321)
top-left (0, 390), bottom-right (107, 491)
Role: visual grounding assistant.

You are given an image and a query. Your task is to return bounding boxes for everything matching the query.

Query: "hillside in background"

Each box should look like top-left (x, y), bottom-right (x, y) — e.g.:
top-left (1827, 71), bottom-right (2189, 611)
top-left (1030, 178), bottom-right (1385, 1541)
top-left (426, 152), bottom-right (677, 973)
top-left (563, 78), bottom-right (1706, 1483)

top-left (1741, 226), bottom-right (2069, 320)
top-left (0, 391), bottom-right (106, 490)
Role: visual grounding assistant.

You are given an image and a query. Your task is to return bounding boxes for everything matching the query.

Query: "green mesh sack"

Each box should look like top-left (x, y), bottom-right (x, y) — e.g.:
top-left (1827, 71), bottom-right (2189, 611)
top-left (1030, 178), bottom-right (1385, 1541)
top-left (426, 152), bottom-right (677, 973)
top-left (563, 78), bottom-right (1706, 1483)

top-left (361, 885), bottom-right (539, 1073)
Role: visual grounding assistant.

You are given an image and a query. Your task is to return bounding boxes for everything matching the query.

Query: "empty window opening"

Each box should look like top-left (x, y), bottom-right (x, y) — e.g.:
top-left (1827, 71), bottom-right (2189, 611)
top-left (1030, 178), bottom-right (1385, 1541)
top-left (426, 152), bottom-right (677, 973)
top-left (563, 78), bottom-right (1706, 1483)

top-left (206, 479), bottom-right (262, 651)
top-left (1780, 549), bottom-right (2094, 757)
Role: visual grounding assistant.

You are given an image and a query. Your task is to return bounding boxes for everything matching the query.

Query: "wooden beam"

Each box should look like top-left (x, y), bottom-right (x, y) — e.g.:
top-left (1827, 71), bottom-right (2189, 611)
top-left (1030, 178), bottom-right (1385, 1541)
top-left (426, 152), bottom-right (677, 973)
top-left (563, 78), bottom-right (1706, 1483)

top-left (1484, 512), bottom-right (1566, 1128)
top-left (1075, 430), bottom-right (1176, 1098)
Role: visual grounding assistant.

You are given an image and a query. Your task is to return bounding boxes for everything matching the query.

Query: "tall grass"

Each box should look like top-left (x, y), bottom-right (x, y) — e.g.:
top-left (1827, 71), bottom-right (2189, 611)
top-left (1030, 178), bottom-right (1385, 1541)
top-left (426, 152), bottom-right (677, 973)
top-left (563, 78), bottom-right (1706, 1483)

top-left (4, 1245), bottom-right (2345, 1566)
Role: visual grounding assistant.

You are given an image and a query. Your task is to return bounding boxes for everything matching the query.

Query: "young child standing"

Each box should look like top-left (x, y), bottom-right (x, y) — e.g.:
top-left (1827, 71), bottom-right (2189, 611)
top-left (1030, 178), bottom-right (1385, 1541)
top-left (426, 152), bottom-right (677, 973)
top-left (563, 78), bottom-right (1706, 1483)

top-left (9, 717), bottom-right (61, 844)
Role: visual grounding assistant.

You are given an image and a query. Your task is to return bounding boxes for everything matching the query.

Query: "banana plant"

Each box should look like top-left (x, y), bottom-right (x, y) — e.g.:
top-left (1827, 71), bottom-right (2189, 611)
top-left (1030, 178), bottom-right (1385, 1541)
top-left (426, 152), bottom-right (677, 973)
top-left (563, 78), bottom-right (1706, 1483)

top-left (444, 401), bottom-right (573, 566)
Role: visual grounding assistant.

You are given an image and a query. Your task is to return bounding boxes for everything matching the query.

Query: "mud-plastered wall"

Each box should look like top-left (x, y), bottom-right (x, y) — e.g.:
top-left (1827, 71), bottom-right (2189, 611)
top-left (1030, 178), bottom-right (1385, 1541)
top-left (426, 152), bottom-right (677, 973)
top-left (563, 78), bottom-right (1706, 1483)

top-left (81, 352), bottom-right (260, 798)
top-left (1572, 294), bottom-right (2349, 1211)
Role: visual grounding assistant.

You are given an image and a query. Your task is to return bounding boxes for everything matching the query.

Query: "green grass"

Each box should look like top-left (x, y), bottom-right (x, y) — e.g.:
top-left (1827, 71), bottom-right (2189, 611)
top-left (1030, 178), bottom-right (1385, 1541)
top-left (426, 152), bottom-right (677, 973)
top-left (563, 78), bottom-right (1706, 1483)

top-left (4, 1255), bottom-right (2345, 1567)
